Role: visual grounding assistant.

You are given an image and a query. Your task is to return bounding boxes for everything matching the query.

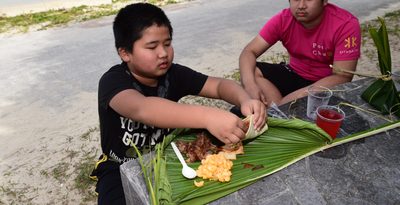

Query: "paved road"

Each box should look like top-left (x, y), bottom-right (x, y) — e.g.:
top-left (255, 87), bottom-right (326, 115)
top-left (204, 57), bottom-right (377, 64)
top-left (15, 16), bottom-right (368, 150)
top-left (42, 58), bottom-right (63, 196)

top-left (0, 0), bottom-right (399, 161)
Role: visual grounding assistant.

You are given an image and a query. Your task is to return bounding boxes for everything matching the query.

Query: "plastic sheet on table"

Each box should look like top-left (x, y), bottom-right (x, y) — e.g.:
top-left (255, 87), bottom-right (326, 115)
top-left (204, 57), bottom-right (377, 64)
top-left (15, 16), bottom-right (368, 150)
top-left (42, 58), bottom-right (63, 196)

top-left (267, 102), bottom-right (289, 119)
top-left (120, 152), bottom-right (155, 205)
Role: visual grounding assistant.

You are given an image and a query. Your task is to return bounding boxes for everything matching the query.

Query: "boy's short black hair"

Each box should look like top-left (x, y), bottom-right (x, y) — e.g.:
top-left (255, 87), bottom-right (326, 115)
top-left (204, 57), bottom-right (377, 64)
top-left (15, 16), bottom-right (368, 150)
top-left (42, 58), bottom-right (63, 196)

top-left (113, 3), bottom-right (173, 53)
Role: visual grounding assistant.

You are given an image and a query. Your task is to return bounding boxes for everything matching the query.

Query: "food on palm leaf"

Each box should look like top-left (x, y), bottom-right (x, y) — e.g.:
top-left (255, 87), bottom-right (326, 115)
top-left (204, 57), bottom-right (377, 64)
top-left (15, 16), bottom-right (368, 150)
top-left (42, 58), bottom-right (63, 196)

top-left (175, 132), bottom-right (218, 163)
top-left (176, 134), bottom-right (241, 183)
top-left (174, 114), bottom-right (268, 186)
top-left (219, 143), bottom-right (244, 160)
top-left (196, 152), bottom-right (233, 182)
top-left (243, 114), bottom-right (269, 140)
top-left (159, 118), bottom-right (400, 205)
top-left (193, 180), bottom-right (204, 187)
top-left (176, 114), bottom-right (267, 162)
top-left (130, 117), bottom-right (400, 205)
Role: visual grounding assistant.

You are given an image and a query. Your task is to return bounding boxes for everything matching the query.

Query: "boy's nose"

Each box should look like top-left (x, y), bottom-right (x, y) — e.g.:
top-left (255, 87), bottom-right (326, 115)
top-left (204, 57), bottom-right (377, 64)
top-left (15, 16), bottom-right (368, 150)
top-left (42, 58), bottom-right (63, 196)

top-left (158, 47), bottom-right (168, 58)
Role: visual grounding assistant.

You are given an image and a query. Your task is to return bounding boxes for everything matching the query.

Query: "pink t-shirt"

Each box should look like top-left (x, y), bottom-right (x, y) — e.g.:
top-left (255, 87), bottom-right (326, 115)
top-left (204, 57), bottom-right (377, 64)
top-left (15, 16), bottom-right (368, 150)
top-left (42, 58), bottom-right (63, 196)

top-left (259, 3), bottom-right (361, 81)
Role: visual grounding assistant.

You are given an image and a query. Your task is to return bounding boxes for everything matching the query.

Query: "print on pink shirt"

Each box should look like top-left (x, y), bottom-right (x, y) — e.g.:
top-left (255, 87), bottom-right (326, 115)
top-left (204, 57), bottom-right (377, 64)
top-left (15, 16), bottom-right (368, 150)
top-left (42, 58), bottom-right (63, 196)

top-left (312, 42), bottom-right (332, 57)
top-left (340, 36), bottom-right (359, 55)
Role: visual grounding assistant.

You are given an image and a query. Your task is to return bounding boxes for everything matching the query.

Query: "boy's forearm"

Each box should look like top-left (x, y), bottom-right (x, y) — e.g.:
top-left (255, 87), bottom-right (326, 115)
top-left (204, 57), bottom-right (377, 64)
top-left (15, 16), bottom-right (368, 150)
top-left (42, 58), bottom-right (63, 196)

top-left (134, 97), bottom-right (219, 129)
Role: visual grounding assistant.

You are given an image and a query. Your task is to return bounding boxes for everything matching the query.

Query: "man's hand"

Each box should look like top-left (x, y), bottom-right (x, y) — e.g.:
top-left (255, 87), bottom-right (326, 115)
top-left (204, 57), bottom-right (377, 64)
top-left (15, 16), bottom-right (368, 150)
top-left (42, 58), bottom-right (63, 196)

top-left (240, 99), bottom-right (267, 131)
top-left (244, 83), bottom-right (268, 105)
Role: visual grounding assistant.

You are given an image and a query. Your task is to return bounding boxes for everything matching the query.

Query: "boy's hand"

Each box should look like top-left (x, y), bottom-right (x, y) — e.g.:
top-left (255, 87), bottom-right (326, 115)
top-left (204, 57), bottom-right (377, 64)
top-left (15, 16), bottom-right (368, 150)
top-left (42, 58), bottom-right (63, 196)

top-left (240, 99), bottom-right (267, 131)
top-left (205, 110), bottom-right (247, 144)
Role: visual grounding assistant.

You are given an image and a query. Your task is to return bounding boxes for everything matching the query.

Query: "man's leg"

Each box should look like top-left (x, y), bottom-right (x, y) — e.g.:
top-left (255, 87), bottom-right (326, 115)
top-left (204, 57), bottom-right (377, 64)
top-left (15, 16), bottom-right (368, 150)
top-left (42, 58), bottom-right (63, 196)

top-left (256, 62), bottom-right (314, 106)
top-left (254, 67), bottom-right (283, 106)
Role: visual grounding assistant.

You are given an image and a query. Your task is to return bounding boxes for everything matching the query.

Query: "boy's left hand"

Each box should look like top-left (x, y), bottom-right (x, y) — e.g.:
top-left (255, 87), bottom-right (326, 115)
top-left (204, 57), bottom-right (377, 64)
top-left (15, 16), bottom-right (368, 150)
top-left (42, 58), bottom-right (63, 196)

top-left (240, 99), bottom-right (267, 131)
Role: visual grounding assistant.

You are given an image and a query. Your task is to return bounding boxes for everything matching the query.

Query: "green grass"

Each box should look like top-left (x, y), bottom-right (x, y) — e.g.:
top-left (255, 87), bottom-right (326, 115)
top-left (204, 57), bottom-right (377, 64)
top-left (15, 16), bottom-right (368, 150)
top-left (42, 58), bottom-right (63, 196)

top-left (0, 0), bottom-right (180, 34)
top-left (52, 162), bottom-right (70, 183)
top-left (71, 127), bottom-right (100, 203)
top-left (80, 127), bottom-right (99, 141)
top-left (361, 9), bottom-right (400, 37)
top-left (360, 9), bottom-right (400, 63)
top-left (73, 151), bottom-right (98, 202)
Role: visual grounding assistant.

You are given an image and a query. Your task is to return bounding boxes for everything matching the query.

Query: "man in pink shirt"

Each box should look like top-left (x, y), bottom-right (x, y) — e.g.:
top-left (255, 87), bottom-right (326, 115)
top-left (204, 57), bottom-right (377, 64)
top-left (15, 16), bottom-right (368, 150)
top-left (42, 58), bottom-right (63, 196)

top-left (239, 0), bottom-right (361, 106)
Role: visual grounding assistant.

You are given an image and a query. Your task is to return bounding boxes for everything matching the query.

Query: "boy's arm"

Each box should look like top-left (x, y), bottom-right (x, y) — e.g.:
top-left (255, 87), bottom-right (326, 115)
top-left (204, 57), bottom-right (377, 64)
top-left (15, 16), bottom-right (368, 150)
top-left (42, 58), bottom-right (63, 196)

top-left (199, 76), bottom-right (249, 107)
top-left (109, 89), bottom-right (246, 144)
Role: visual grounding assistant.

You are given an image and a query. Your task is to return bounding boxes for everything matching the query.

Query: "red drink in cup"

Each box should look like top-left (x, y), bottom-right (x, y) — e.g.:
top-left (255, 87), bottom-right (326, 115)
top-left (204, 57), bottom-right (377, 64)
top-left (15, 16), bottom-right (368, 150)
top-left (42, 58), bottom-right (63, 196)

top-left (316, 105), bottom-right (345, 139)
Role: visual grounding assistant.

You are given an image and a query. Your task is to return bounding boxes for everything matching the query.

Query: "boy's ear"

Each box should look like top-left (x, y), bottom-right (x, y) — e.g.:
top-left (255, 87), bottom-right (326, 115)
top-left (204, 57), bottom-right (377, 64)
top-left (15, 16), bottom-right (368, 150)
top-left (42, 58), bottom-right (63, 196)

top-left (118, 48), bottom-right (130, 62)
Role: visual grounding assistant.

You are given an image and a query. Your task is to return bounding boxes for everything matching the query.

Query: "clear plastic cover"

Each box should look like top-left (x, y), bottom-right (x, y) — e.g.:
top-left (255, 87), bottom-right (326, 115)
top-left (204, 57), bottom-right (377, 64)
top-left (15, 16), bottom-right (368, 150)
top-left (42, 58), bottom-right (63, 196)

top-left (267, 101), bottom-right (289, 119)
top-left (120, 152), bottom-right (155, 205)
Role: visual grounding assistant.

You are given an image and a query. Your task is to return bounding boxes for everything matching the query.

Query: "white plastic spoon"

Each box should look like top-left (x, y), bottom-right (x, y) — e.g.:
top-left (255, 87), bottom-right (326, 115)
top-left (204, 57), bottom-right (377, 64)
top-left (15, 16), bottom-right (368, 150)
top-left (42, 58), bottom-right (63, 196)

top-left (171, 142), bottom-right (197, 179)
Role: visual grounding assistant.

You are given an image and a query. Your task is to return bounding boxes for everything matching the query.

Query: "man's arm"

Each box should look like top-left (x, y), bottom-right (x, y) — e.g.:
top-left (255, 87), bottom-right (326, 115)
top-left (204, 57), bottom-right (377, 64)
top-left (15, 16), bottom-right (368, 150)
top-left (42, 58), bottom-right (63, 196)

top-left (239, 35), bottom-right (272, 104)
top-left (199, 76), bottom-right (267, 130)
top-left (279, 60), bottom-right (358, 105)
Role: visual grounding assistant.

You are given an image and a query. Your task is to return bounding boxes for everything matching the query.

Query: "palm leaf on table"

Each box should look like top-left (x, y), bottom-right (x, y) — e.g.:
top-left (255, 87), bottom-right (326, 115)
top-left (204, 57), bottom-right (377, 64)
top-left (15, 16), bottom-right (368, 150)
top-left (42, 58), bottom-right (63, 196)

top-left (361, 17), bottom-right (400, 117)
top-left (154, 117), bottom-right (400, 205)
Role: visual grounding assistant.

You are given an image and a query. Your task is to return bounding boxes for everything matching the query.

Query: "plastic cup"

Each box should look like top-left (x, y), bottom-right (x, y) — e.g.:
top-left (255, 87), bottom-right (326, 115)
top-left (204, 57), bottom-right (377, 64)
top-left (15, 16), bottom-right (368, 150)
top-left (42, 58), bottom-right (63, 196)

top-left (316, 105), bottom-right (345, 139)
top-left (306, 86), bottom-right (332, 120)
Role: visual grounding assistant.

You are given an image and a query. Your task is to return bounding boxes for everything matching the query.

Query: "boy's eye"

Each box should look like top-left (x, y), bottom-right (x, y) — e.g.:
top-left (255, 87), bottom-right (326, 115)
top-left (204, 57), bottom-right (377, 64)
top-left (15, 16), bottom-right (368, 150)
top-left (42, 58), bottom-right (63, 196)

top-left (146, 44), bottom-right (157, 49)
top-left (163, 39), bottom-right (172, 46)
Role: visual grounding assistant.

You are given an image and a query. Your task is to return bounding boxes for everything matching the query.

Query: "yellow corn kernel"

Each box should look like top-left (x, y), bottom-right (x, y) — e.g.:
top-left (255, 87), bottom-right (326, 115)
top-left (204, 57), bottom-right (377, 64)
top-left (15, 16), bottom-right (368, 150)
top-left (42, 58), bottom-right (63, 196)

top-left (196, 153), bottom-right (233, 182)
top-left (194, 180), bottom-right (204, 187)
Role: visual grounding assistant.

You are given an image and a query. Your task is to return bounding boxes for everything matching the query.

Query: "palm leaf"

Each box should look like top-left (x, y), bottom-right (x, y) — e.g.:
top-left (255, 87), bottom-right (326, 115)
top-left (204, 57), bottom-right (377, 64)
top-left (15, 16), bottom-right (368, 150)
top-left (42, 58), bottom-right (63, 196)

top-left (361, 78), bottom-right (400, 115)
top-left (361, 17), bottom-right (400, 117)
top-left (159, 118), bottom-right (400, 204)
top-left (368, 18), bottom-right (391, 73)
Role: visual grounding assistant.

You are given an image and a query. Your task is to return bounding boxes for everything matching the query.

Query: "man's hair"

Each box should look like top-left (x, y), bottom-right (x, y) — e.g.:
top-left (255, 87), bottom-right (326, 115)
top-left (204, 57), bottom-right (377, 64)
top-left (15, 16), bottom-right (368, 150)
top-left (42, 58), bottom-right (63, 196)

top-left (113, 3), bottom-right (173, 52)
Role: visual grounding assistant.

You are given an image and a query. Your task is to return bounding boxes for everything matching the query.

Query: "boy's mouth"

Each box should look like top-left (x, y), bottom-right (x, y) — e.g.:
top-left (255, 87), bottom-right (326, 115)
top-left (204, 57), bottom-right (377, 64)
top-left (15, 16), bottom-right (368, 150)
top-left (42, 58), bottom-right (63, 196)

top-left (159, 61), bottom-right (169, 69)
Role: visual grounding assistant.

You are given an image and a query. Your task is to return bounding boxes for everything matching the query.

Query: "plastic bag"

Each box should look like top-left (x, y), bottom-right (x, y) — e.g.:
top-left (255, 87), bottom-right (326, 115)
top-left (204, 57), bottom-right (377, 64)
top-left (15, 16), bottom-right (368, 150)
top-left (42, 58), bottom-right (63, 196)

top-left (267, 102), bottom-right (289, 119)
top-left (120, 152), bottom-right (155, 205)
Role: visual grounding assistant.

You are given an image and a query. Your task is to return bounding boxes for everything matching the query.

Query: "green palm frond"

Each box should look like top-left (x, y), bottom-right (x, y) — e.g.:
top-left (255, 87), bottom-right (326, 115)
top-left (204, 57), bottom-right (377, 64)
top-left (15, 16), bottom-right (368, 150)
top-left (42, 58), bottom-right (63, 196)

top-left (368, 18), bottom-right (391, 74)
top-left (361, 17), bottom-right (400, 117)
top-left (152, 118), bottom-right (400, 205)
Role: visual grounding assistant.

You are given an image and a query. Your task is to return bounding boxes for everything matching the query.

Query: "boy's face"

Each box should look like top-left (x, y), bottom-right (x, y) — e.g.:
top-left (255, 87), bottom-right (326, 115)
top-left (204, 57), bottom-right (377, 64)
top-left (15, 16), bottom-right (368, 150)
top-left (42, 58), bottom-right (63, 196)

top-left (120, 25), bottom-right (174, 83)
top-left (289, 0), bottom-right (328, 28)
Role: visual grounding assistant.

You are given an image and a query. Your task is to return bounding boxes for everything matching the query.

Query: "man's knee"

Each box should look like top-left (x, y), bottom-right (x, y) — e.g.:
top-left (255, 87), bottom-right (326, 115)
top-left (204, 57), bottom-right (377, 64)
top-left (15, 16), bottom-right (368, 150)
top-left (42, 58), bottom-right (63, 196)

top-left (255, 67), bottom-right (264, 78)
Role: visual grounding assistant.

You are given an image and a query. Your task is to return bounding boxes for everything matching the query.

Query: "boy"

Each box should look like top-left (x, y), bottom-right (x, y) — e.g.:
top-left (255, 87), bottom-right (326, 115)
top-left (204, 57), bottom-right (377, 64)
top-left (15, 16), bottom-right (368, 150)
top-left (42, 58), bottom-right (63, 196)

top-left (92, 3), bottom-right (267, 204)
top-left (239, 0), bottom-right (361, 106)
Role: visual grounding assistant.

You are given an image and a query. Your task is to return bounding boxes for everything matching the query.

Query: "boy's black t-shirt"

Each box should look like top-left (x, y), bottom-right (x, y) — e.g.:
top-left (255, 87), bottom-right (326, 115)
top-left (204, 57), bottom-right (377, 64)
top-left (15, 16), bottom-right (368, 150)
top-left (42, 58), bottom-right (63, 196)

top-left (98, 62), bottom-right (208, 163)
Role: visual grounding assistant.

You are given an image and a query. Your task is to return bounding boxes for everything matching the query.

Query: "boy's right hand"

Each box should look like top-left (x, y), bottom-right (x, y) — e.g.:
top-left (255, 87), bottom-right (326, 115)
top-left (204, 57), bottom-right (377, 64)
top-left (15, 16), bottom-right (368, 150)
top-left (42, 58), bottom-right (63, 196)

top-left (205, 109), bottom-right (246, 144)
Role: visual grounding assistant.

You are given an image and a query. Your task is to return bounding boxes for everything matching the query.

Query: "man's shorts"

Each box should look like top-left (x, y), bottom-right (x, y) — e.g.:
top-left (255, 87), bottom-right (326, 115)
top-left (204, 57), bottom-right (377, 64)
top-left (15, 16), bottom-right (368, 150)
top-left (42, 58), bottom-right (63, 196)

top-left (257, 62), bottom-right (315, 96)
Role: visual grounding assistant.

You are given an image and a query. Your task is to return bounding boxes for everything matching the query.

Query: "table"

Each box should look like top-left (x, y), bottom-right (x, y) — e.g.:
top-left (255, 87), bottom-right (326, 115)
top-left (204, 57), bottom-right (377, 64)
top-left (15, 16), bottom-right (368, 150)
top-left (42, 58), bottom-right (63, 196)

top-left (121, 77), bottom-right (400, 205)
top-left (210, 77), bottom-right (400, 205)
